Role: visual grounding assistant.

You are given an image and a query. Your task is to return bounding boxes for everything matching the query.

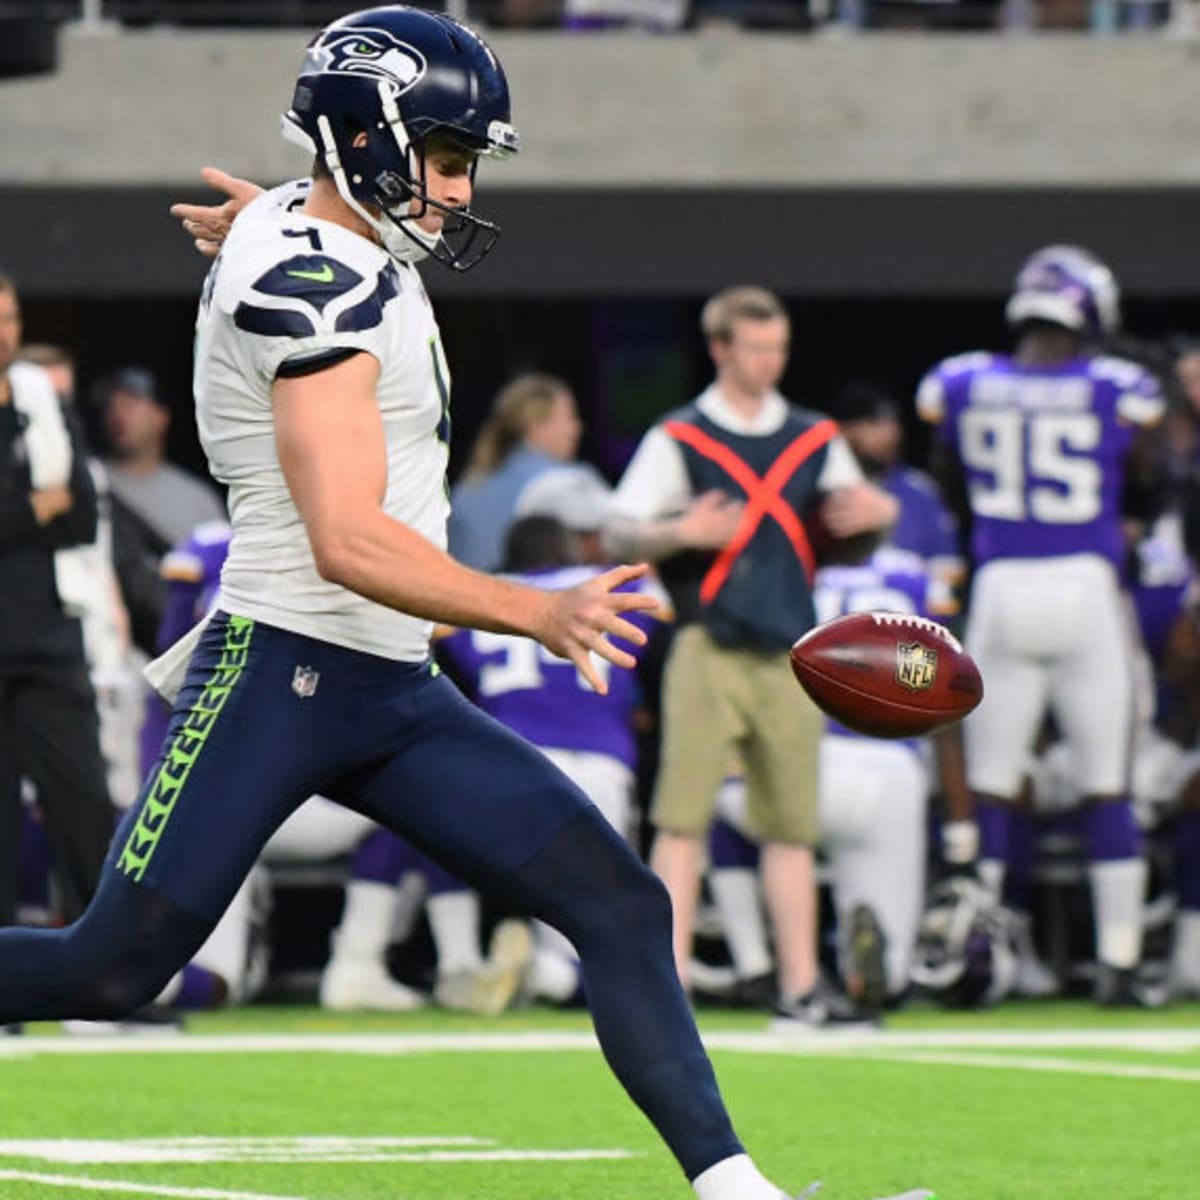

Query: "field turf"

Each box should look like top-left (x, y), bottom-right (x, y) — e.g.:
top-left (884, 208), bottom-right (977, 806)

top-left (0, 1002), bottom-right (1197, 1199)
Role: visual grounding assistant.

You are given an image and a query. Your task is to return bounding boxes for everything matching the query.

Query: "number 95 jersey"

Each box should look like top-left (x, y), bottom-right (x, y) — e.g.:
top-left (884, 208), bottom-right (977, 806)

top-left (916, 351), bottom-right (1163, 569)
top-left (192, 180), bottom-right (451, 661)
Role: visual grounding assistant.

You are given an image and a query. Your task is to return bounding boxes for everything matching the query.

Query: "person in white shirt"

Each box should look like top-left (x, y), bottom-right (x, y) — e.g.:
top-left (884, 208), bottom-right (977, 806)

top-left (606, 285), bottom-right (898, 1029)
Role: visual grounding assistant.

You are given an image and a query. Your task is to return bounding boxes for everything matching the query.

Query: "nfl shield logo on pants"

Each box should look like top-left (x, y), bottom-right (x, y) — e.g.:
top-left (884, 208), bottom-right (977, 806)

top-left (291, 665), bottom-right (320, 698)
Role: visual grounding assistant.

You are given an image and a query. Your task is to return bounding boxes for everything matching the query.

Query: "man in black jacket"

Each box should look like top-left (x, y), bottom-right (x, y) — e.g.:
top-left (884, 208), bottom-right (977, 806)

top-left (0, 272), bottom-right (114, 931)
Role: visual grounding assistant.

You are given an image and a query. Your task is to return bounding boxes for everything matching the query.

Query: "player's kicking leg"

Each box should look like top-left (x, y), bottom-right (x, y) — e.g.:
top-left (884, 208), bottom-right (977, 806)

top-left (338, 672), bottom-right (934, 1200)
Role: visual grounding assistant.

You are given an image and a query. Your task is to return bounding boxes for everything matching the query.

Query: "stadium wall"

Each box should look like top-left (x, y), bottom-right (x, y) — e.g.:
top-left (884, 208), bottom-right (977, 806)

top-left (2, 30), bottom-right (1200, 299)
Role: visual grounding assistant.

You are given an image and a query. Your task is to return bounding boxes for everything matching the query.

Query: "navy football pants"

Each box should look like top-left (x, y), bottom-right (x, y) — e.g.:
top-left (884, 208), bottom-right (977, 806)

top-left (0, 613), bottom-right (742, 1179)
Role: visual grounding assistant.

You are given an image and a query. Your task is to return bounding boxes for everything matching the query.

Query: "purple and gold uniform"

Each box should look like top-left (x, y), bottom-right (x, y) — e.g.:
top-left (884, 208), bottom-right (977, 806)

top-left (918, 352), bottom-right (1162, 570)
top-left (440, 565), bottom-right (660, 772)
top-left (917, 351), bottom-right (1163, 801)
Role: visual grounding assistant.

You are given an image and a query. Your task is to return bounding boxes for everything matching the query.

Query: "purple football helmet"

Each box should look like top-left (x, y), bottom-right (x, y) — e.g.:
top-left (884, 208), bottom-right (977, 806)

top-left (1005, 245), bottom-right (1121, 341)
top-left (910, 878), bottom-right (1018, 1008)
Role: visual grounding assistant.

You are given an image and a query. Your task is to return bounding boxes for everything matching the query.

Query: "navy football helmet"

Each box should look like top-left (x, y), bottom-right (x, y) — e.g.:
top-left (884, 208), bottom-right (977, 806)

top-left (910, 878), bottom-right (1018, 1009)
top-left (1005, 244), bottom-right (1121, 342)
top-left (282, 5), bottom-right (520, 271)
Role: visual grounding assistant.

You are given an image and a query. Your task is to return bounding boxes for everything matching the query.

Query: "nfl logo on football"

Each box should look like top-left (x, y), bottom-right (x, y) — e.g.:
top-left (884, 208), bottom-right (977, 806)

top-left (291, 665), bottom-right (320, 698)
top-left (895, 641), bottom-right (937, 691)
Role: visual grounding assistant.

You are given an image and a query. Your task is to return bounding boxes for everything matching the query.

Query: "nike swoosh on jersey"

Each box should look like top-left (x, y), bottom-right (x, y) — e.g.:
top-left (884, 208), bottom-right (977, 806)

top-left (287, 264), bottom-right (335, 283)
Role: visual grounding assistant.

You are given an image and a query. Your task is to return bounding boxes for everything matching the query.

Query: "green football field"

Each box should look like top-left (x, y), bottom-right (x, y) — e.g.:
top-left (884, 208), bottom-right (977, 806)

top-left (1, 1002), bottom-right (1198, 1200)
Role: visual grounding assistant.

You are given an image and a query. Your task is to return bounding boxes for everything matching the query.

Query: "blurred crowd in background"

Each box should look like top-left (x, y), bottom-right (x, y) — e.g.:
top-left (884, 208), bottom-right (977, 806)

top-left (21, 0), bottom-right (1200, 39)
top-left (6, 239), bottom-right (1200, 1030)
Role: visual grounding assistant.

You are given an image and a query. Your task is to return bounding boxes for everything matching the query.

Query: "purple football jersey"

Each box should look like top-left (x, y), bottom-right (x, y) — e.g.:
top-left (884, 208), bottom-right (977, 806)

top-left (157, 520), bottom-right (232, 652)
top-left (814, 546), bottom-right (946, 744)
top-left (884, 465), bottom-right (963, 577)
top-left (1132, 528), bottom-right (1193, 665)
top-left (438, 565), bottom-right (662, 769)
top-left (918, 352), bottom-right (1163, 568)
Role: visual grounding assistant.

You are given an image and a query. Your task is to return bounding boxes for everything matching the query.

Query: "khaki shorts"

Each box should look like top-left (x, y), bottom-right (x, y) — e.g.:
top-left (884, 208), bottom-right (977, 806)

top-left (650, 625), bottom-right (822, 845)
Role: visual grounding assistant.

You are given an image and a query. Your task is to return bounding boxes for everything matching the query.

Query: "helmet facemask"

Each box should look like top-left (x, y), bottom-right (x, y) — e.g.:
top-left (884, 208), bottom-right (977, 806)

top-left (304, 84), bottom-right (504, 273)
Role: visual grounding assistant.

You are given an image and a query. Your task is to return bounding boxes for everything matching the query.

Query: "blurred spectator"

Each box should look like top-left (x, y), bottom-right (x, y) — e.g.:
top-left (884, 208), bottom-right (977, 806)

top-left (95, 366), bottom-right (224, 656)
top-left (605, 285), bottom-right (897, 1027)
top-left (1165, 339), bottom-right (1200, 567)
top-left (18, 345), bottom-right (140, 808)
top-left (0, 273), bottom-right (114, 933)
top-left (448, 372), bottom-right (592, 572)
top-left (514, 462), bottom-right (616, 564)
top-left (564, 0), bottom-right (689, 27)
top-left (832, 379), bottom-right (964, 588)
top-left (439, 513), bottom-right (666, 1005)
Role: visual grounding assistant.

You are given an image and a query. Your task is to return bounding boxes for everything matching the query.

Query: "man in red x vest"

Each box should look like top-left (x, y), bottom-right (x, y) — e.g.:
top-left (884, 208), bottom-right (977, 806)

top-left (606, 286), bottom-right (897, 1027)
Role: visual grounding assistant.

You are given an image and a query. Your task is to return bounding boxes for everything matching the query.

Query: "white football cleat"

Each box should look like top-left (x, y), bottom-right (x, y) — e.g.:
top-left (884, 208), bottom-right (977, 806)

top-left (319, 958), bottom-right (427, 1012)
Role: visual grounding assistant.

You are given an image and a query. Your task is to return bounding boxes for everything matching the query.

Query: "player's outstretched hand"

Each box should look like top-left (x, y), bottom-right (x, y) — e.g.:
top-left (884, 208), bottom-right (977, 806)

top-left (533, 563), bottom-right (663, 695)
top-left (169, 167), bottom-right (263, 258)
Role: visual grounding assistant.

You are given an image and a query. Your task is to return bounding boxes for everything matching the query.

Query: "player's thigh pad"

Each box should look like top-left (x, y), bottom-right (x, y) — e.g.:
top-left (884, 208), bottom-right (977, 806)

top-left (651, 626), bottom-right (748, 837)
top-left (333, 675), bottom-right (594, 895)
top-left (817, 734), bottom-right (927, 846)
top-left (963, 560), bottom-right (1057, 797)
top-left (1046, 559), bottom-right (1137, 795)
top-left (740, 649), bottom-right (821, 845)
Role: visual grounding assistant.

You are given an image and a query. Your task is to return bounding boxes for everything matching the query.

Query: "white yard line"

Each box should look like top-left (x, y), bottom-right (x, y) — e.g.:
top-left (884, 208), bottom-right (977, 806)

top-left (852, 1050), bottom-right (1200, 1083)
top-left (2, 1028), bottom-right (1200, 1057)
top-left (0, 1139), bottom-right (633, 1166)
top-left (0, 1169), bottom-right (305, 1200)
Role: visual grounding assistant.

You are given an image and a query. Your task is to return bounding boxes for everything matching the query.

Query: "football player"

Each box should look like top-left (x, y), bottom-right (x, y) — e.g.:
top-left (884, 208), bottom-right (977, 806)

top-left (917, 245), bottom-right (1165, 1005)
top-left (440, 509), bottom-right (668, 1005)
top-left (832, 379), bottom-right (965, 589)
top-left (151, 518), bottom-right (428, 1011)
top-left (0, 9), bottom-right (933, 1199)
top-left (709, 542), bottom-right (967, 1015)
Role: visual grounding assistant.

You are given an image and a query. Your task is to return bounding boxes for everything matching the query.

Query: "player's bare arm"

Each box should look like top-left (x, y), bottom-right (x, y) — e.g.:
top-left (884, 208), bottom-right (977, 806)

top-left (274, 353), bottom-right (660, 694)
top-left (605, 489), bottom-right (744, 562)
top-left (819, 480), bottom-right (899, 539)
top-left (170, 167), bottom-right (262, 258)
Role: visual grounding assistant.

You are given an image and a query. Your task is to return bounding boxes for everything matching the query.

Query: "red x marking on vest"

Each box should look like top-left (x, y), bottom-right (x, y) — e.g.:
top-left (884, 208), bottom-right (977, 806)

top-left (665, 418), bottom-right (838, 604)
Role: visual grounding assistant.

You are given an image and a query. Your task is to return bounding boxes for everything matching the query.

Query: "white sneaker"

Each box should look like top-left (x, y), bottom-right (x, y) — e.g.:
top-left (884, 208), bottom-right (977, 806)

top-left (435, 920), bottom-right (532, 1016)
top-left (319, 959), bottom-right (427, 1012)
top-left (1011, 913), bottom-right (1058, 998)
top-left (1014, 952), bottom-right (1059, 998)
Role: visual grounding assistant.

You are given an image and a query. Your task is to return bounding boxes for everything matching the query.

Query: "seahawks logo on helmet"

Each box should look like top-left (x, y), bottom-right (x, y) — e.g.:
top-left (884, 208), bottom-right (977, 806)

top-left (303, 29), bottom-right (426, 97)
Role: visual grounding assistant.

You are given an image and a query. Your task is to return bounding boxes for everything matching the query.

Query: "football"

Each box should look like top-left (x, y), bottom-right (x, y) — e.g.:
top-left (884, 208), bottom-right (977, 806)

top-left (790, 611), bottom-right (983, 738)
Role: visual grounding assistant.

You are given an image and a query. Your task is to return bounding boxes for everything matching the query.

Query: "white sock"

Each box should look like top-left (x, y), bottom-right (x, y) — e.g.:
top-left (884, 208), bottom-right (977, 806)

top-left (1171, 910), bottom-right (1200, 992)
top-left (709, 868), bottom-right (773, 980)
top-left (1088, 859), bottom-right (1147, 969)
top-left (693, 1153), bottom-right (785, 1200)
top-left (427, 890), bottom-right (484, 974)
top-left (978, 858), bottom-right (1006, 904)
top-left (330, 881), bottom-right (397, 962)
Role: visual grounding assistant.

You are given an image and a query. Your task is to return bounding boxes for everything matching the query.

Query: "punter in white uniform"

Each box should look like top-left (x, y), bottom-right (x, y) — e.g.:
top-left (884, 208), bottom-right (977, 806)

top-left (0, 9), bottom-right (934, 1200)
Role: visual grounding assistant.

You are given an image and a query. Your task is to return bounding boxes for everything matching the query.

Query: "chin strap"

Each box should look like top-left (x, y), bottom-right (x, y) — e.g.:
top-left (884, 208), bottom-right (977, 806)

top-left (315, 111), bottom-right (432, 267)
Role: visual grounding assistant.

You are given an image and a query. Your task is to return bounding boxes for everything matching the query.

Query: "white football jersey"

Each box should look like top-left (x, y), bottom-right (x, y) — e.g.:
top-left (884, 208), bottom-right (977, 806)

top-left (193, 180), bottom-right (451, 660)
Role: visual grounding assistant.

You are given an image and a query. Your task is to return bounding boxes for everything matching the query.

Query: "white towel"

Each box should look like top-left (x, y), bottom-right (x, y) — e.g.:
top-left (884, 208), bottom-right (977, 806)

top-left (10, 361), bottom-right (93, 618)
top-left (143, 610), bottom-right (212, 704)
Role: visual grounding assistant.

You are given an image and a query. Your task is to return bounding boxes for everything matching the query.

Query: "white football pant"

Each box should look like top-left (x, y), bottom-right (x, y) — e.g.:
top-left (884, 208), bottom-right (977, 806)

top-left (964, 554), bottom-right (1136, 799)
